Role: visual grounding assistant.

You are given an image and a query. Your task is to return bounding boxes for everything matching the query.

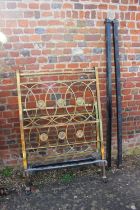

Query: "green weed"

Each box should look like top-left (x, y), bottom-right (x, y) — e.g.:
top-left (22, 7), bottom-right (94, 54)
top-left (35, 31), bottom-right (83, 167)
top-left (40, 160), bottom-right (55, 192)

top-left (0, 167), bottom-right (13, 177)
top-left (60, 172), bottom-right (74, 183)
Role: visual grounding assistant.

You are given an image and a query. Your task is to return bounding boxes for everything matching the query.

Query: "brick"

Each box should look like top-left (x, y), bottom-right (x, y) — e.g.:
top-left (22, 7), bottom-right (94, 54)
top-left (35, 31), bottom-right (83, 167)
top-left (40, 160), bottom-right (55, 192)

top-left (63, 49), bottom-right (71, 54)
top-left (29, 3), bottom-right (39, 9)
top-left (40, 3), bottom-right (50, 10)
top-left (123, 82), bottom-right (135, 88)
top-left (63, 3), bottom-right (73, 9)
top-left (18, 20), bottom-right (28, 27)
top-left (72, 55), bottom-right (85, 62)
top-left (120, 54), bottom-right (127, 61)
top-left (13, 28), bottom-right (23, 34)
top-left (42, 35), bottom-right (52, 41)
top-left (78, 43), bottom-right (87, 49)
top-left (75, 3), bottom-right (83, 9)
top-left (136, 13), bottom-right (140, 20)
top-left (37, 57), bottom-right (47, 63)
top-left (93, 48), bottom-right (103, 54)
top-left (111, 0), bottom-right (119, 3)
top-left (84, 4), bottom-right (97, 9)
top-left (34, 11), bottom-right (40, 19)
top-left (16, 57), bottom-right (36, 65)
top-left (30, 35), bottom-right (41, 42)
top-left (71, 11), bottom-right (78, 19)
top-left (10, 51), bottom-right (19, 57)
top-left (17, 3), bottom-right (27, 9)
top-left (47, 20), bottom-right (63, 26)
top-left (0, 48), bottom-right (8, 57)
top-left (20, 49), bottom-right (30, 57)
top-left (108, 5), bottom-right (117, 10)
top-left (0, 72), bottom-right (15, 79)
top-left (131, 88), bottom-right (139, 95)
top-left (127, 22), bottom-right (135, 28)
top-left (77, 20), bottom-right (86, 27)
top-left (24, 11), bottom-right (34, 18)
top-left (121, 0), bottom-right (129, 3)
top-left (7, 2), bottom-right (16, 9)
top-left (134, 95), bottom-right (140, 100)
top-left (86, 20), bottom-right (95, 26)
top-left (73, 35), bottom-right (84, 41)
top-left (0, 2), bottom-right (5, 9)
top-left (67, 63), bottom-right (79, 69)
top-left (31, 50), bottom-right (41, 55)
top-left (129, 6), bottom-right (137, 11)
top-left (1, 28), bottom-right (12, 36)
top-left (5, 58), bottom-right (15, 66)
top-left (52, 34), bottom-right (63, 41)
top-left (129, 67), bottom-right (139, 72)
top-left (9, 36), bottom-right (19, 42)
top-left (6, 20), bottom-right (17, 27)
top-left (59, 56), bottom-right (71, 62)
top-left (1, 11), bottom-right (23, 19)
top-left (0, 105), bottom-right (5, 111)
top-left (85, 35), bottom-right (100, 41)
top-left (48, 56), bottom-right (57, 63)
top-left (51, 3), bottom-right (62, 9)
top-left (64, 34), bottom-right (73, 41)
top-left (122, 89), bottom-right (132, 96)
top-left (98, 4), bottom-right (107, 10)
top-left (136, 54), bottom-right (140, 60)
top-left (35, 28), bottom-right (45, 34)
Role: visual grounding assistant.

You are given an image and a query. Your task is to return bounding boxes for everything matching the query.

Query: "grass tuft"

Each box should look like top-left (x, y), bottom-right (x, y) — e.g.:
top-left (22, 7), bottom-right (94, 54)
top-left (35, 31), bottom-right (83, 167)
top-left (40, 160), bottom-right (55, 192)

top-left (60, 172), bottom-right (74, 183)
top-left (0, 167), bottom-right (13, 177)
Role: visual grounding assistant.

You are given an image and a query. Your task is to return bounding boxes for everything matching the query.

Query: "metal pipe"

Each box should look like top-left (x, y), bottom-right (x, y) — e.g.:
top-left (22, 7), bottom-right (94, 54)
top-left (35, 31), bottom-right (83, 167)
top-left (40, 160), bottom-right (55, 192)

top-left (26, 159), bottom-right (107, 172)
top-left (112, 19), bottom-right (122, 167)
top-left (105, 19), bottom-right (112, 167)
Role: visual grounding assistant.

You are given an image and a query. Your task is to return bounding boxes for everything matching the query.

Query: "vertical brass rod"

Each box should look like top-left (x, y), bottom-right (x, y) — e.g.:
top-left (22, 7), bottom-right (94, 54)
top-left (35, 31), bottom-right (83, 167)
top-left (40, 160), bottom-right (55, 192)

top-left (16, 70), bottom-right (27, 170)
top-left (95, 68), bottom-right (105, 160)
top-left (95, 102), bottom-right (100, 152)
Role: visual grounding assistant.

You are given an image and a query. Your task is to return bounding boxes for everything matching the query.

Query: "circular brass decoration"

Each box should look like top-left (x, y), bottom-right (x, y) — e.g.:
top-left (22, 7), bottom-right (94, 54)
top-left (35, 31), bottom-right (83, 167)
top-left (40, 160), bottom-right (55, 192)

top-left (39, 133), bottom-right (48, 142)
top-left (76, 130), bottom-right (84, 138)
top-left (57, 98), bottom-right (66, 107)
top-left (58, 131), bottom-right (66, 140)
top-left (76, 97), bottom-right (85, 106)
top-left (37, 100), bottom-right (46, 109)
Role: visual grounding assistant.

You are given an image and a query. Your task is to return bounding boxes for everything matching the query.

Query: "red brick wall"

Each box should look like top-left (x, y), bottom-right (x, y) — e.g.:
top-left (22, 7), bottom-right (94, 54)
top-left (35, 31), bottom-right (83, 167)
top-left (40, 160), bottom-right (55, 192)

top-left (0, 0), bottom-right (140, 166)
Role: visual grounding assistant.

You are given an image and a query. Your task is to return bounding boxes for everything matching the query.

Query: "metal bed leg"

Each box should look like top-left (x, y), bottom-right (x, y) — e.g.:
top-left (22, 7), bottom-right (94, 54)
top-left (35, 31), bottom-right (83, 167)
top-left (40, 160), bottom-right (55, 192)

top-left (102, 161), bottom-right (107, 183)
top-left (23, 171), bottom-right (33, 195)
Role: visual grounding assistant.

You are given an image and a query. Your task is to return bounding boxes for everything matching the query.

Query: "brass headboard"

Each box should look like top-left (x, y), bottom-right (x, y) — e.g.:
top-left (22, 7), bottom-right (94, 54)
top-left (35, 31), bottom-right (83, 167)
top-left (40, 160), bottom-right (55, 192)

top-left (16, 68), bottom-right (106, 175)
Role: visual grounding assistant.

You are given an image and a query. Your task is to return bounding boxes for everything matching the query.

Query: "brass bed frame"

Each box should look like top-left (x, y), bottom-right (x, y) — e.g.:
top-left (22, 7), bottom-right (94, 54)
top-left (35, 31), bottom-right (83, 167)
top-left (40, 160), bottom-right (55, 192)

top-left (16, 67), bottom-right (107, 180)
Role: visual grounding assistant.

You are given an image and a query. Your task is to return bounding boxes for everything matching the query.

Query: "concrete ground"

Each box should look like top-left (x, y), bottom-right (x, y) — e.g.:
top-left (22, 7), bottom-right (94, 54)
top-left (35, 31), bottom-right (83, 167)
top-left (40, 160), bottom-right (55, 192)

top-left (0, 155), bottom-right (140, 210)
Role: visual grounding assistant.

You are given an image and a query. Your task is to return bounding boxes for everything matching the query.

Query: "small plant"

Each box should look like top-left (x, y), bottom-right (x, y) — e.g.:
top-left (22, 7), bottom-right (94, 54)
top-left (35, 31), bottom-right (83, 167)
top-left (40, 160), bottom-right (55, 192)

top-left (0, 167), bottom-right (13, 177)
top-left (60, 172), bottom-right (74, 183)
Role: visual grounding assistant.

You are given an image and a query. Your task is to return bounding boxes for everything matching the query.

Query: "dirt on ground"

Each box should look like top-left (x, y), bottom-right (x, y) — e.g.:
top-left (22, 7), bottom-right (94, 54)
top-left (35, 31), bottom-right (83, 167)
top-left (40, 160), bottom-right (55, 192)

top-left (0, 155), bottom-right (140, 210)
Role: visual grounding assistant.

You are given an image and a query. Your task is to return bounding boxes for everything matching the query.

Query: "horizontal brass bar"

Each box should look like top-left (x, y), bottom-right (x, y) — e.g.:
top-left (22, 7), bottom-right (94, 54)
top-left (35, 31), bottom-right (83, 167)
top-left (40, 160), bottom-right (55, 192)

top-left (26, 140), bottom-right (100, 151)
top-left (24, 120), bottom-right (99, 130)
top-left (24, 112), bottom-right (95, 120)
top-left (23, 104), bottom-right (93, 112)
top-left (20, 79), bottom-right (96, 85)
top-left (20, 69), bottom-right (95, 77)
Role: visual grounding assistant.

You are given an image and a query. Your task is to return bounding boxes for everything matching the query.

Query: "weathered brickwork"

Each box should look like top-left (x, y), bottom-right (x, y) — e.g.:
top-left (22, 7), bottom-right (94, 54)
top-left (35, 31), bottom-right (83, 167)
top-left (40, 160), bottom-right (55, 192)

top-left (0, 0), bottom-right (140, 166)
